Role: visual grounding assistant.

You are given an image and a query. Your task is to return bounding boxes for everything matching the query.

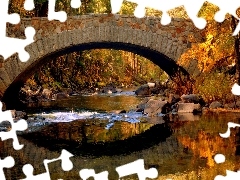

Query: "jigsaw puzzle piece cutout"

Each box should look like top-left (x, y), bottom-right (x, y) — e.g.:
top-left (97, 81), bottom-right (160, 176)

top-left (110, 0), bottom-right (124, 14)
top-left (48, 0), bottom-right (67, 22)
top-left (2, 26), bottom-right (35, 62)
top-left (0, 0), bottom-right (20, 36)
top-left (0, 102), bottom-right (28, 150)
top-left (207, 0), bottom-right (240, 22)
top-left (21, 149), bottom-right (74, 179)
top-left (219, 122), bottom-right (240, 138)
top-left (0, 0), bottom-right (35, 61)
top-left (79, 169), bottom-right (109, 180)
top-left (43, 149), bottom-right (74, 171)
top-left (110, 0), bottom-right (206, 27)
top-left (116, 159), bottom-right (158, 180)
top-left (207, 0), bottom-right (240, 35)
top-left (0, 156), bottom-right (15, 180)
top-left (21, 164), bottom-right (50, 180)
top-left (232, 83), bottom-right (240, 96)
top-left (183, 0), bottom-right (207, 29)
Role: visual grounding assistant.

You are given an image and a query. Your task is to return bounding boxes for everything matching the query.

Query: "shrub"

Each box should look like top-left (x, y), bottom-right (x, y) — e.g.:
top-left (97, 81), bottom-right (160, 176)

top-left (193, 72), bottom-right (234, 103)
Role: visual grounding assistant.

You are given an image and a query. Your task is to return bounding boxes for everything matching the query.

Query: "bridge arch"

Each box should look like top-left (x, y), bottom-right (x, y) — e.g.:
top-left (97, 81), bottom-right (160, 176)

top-left (0, 14), bottom-right (203, 108)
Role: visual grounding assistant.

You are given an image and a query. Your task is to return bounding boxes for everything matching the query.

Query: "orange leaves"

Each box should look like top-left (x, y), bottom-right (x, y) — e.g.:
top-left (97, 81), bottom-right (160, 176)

top-left (179, 20), bottom-right (234, 75)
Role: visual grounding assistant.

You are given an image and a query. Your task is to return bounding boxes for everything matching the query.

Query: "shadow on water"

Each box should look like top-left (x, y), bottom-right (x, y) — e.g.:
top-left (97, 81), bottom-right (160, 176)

top-left (19, 119), bottom-right (173, 157)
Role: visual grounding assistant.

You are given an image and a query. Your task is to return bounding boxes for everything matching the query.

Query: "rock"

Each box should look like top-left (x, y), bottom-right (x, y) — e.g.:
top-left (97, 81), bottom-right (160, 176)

top-left (143, 99), bottom-right (168, 116)
top-left (111, 110), bottom-right (126, 114)
top-left (136, 108), bottom-right (143, 112)
top-left (102, 86), bottom-right (117, 93)
top-left (10, 110), bottom-right (16, 118)
top-left (209, 101), bottom-right (222, 109)
top-left (181, 94), bottom-right (200, 103)
top-left (116, 88), bottom-right (122, 93)
top-left (168, 93), bottom-right (181, 105)
top-left (42, 88), bottom-right (52, 99)
top-left (52, 92), bottom-right (69, 100)
top-left (161, 102), bottom-right (172, 114)
top-left (177, 103), bottom-right (201, 113)
top-left (10, 110), bottom-right (27, 119)
top-left (147, 82), bottom-right (155, 88)
top-left (236, 101), bottom-right (240, 108)
top-left (150, 87), bottom-right (163, 95)
top-left (224, 103), bottom-right (235, 109)
top-left (202, 107), bottom-right (209, 113)
top-left (136, 97), bottom-right (151, 110)
top-left (1, 102), bottom-right (6, 111)
top-left (135, 84), bottom-right (150, 96)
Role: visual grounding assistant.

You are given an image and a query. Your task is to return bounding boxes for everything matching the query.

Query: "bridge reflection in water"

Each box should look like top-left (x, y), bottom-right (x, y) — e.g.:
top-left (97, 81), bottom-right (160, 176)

top-left (1, 113), bottom-right (240, 179)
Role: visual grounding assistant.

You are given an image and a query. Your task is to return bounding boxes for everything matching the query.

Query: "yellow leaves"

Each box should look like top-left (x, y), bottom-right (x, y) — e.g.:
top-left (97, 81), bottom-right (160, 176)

top-left (198, 2), bottom-right (219, 20)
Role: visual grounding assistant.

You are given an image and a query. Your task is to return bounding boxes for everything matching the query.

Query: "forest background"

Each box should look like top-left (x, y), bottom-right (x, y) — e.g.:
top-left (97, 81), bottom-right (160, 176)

top-left (8, 0), bottom-right (240, 103)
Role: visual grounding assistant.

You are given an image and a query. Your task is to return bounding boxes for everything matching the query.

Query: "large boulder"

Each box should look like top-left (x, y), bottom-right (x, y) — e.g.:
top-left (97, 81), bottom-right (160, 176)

top-left (136, 97), bottom-right (151, 110)
top-left (143, 99), bottom-right (168, 116)
top-left (168, 94), bottom-right (181, 105)
top-left (209, 101), bottom-right (222, 109)
top-left (181, 94), bottom-right (200, 103)
top-left (135, 84), bottom-right (150, 96)
top-left (177, 103), bottom-right (201, 113)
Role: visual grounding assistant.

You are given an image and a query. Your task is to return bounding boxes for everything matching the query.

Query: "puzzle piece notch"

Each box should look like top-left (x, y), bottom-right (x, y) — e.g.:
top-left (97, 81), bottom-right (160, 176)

top-left (206, 0), bottom-right (240, 35)
top-left (0, 0), bottom-right (36, 62)
top-left (215, 170), bottom-right (240, 180)
top-left (116, 159), bottom-right (158, 180)
top-left (219, 122), bottom-right (240, 138)
top-left (48, 0), bottom-right (67, 22)
top-left (207, 0), bottom-right (240, 22)
top-left (79, 169), bottom-right (109, 180)
top-left (43, 149), bottom-right (74, 171)
top-left (110, 0), bottom-right (240, 33)
top-left (232, 83), bottom-right (240, 95)
top-left (21, 149), bottom-right (74, 180)
top-left (0, 156), bottom-right (15, 180)
top-left (0, 102), bottom-right (28, 150)
top-left (24, 0), bottom-right (35, 11)
top-left (71, 0), bottom-right (82, 9)
top-left (110, 0), bottom-right (207, 29)
top-left (214, 154), bottom-right (226, 164)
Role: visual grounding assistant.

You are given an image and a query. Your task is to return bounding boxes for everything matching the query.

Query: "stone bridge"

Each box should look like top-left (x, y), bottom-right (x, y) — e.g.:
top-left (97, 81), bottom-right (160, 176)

top-left (1, 14), bottom-right (205, 107)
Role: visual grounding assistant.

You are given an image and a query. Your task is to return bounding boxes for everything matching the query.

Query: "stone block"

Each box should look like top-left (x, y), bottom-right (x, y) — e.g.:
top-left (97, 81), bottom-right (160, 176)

top-left (177, 103), bottom-right (200, 113)
top-left (144, 99), bottom-right (168, 116)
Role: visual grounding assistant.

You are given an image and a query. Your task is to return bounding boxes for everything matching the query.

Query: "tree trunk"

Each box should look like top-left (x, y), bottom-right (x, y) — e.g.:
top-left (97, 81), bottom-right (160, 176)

top-left (231, 16), bottom-right (240, 84)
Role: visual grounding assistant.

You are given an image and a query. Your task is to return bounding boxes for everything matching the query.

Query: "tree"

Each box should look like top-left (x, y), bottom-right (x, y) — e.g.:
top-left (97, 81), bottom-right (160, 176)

top-left (231, 14), bottom-right (240, 85)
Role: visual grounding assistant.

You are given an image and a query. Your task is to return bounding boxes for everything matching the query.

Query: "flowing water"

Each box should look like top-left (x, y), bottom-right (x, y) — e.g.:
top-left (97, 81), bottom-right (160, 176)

top-left (2, 91), bottom-right (240, 180)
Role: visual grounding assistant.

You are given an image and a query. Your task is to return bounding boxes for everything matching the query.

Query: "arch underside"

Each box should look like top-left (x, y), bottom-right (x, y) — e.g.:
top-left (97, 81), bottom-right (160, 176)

top-left (2, 42), bottom-right (189, 109)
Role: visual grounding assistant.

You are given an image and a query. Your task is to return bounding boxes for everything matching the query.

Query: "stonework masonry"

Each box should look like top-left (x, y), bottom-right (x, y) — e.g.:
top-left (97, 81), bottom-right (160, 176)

top-left (0, 14), bottom-right (208, 97)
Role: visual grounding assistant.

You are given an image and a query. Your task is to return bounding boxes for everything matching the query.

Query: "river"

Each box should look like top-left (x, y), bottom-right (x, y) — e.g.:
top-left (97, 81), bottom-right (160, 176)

top-left (1, 91), bottom-right (240, 180)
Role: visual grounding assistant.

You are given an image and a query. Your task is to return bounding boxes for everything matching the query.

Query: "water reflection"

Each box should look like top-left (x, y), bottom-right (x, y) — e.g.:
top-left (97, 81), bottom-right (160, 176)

top-left (2, 93), bottom-right (240, 179)
top-left (1, 113), bottom-right (240, 179)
